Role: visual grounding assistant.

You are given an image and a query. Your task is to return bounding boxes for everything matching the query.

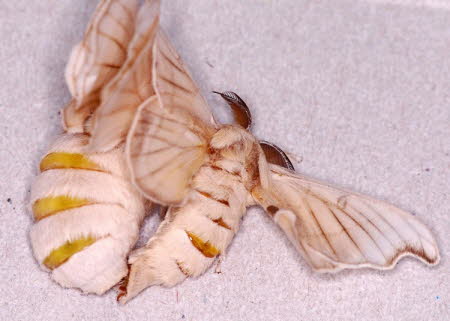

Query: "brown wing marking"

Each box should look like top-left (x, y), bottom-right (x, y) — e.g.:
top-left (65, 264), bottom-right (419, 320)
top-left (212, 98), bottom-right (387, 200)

top-left (88, 0), bottom-right (160, 151)
top-left (253, 165), bottom-right (440, 272)
top-left (125, 96), bottom-right (211, 205)
top-left (152, 31), bottom-right (217, 127)
top-left (64, 0), bottom-right (138, 132)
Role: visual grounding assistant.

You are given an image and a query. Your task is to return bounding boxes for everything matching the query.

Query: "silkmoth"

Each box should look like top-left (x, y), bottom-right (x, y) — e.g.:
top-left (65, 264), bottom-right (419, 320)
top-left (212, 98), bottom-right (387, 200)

top-left (30, 0), bottom-right (151, 294)
top-left (29, 0), bottom-right (440, 303)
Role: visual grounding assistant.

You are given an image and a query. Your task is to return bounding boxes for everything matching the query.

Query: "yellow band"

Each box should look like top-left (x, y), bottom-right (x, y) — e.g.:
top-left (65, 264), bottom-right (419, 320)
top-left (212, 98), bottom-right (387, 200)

top-left (43, 236), bottom-right (97, 270)
top-left (32, 196), bottom-right (91, 221)
top-left (40, 152), bottom-right (101, 172)
top-left (186, 231), bottom-right (220, 258)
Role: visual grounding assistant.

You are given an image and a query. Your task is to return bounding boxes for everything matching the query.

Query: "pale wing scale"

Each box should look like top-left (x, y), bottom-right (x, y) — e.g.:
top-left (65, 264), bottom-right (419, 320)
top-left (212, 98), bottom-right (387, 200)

top-left (124, 25), bottom-right (218, 204)
top-left (125, 96), bottom-right (211, 205)
top-left (29, 133), bottom-right (146, 294)
top-left (254, 165), bottom-right (440, 272)
top-left (63, 0), bottom-right (138, 132)
top-left (153, 31), bottom-right (217, 127)
top-left (61, 99), bottom-right (90, 132)
top-left (89, 0), bottom-right (160, 151)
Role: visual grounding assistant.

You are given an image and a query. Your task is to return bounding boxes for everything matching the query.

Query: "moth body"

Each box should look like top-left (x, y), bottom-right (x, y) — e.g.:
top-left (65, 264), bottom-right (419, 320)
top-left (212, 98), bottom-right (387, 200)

top-left (29, 0), bottom-right (439, 303)
top-left (120, 126), bottom-right (263, 302)
top-left (30, 133), bottom-right (146, 294)
top-left (28, 0), bottom-right (156, 293)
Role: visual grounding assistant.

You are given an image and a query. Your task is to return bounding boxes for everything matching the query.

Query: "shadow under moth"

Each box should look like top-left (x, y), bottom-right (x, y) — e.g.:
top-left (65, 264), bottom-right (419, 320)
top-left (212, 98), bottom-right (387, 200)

top-left (29, 0), bottom-right (440, 303)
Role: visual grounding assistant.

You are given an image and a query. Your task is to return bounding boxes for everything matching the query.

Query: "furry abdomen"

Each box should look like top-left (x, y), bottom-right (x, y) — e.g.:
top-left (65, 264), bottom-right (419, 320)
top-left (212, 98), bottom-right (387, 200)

top-left (29, 133), bottom-right (145, 294)
top-left (120, 160), bottom-right (251, 303)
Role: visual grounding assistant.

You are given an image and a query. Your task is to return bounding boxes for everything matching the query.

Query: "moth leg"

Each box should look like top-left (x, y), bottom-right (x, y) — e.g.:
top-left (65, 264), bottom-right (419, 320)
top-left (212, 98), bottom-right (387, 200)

top-left (159, 205), bottom-right (169, 220)
top-left (214, 255), bottom-right (224, 274)
top-left (116, 265), bottom-right (131, 302)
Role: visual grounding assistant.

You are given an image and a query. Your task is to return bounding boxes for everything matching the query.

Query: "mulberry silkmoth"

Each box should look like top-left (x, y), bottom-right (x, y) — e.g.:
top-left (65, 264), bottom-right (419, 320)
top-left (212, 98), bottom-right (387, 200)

top-left (29, 0), bottom-right (440, 303)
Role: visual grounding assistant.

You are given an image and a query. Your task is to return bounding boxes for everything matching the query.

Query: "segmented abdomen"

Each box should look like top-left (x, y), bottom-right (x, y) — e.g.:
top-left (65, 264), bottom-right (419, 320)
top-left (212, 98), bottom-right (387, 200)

top-left (121, 162), bottom-right (250, 302)
top-left (29, 133), bottom-right (145, 294)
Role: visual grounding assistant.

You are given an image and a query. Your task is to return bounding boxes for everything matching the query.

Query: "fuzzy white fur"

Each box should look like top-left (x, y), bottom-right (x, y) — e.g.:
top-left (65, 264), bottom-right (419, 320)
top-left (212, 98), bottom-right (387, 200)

top-left (29, 133), bottom-right (146, 294)
top-left (43, 134), bottom-right (128, 176)
top-left (120, 127), bottom-right (262, 303)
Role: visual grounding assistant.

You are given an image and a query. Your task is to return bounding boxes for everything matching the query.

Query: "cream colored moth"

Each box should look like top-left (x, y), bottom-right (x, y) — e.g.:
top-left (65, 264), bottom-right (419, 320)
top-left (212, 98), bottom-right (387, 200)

top-left (30, 0), bottom-right (155, 294)
top-left (29, 0), bottom-right (440, 302)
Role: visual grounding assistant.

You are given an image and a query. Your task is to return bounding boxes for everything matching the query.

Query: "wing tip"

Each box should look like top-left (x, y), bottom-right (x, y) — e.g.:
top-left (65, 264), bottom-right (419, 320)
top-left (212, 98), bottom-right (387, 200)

top-left (392, 244), bottom-right (440, 267)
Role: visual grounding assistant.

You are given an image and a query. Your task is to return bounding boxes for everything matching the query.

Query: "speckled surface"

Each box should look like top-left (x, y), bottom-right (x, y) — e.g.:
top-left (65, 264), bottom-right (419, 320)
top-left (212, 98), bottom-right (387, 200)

top-left (0, 1), bottom-right (448, 320)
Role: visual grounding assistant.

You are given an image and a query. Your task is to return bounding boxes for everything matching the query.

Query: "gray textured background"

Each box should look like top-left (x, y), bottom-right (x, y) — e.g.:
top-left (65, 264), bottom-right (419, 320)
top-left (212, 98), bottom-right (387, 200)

top-left (1, 0), bottom-right (449, 320)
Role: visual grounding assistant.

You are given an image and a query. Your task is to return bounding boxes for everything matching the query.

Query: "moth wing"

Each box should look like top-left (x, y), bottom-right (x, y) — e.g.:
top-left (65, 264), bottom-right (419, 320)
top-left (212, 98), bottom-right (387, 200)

top-left (124, 27), bottom-right (217, 205)
top-left (63, 0), bottom-right (138, 132)
top-left (125, 96), bottom-right (212, 205)
top-left (253, 165), bottom-right (440, 272)
top-left (152, 31), bottom-right (217, 127)
top-left (89, 0), bottom-right (160, 151)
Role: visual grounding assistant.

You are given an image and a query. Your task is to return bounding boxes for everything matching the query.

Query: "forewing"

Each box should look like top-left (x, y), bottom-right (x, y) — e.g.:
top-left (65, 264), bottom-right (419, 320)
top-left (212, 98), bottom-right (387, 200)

top-left (253, 165), bottom-right (440, 272)
top-left (124, 24), bottom-right (219, 204)
top-left (89, 0), bottom-right (160, 151)
top-left (63, 0), bottom-right (138, 132)
top-left (153, 31), bottom-right (217, 127)
top-left (125, 96), bottom-right (212, 205)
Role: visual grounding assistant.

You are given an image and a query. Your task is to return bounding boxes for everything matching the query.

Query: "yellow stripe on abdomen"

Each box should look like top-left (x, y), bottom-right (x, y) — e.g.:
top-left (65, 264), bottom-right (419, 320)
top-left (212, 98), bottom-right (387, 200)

top-left (186, 231), bottom-right (220, 258)
top-left (40, 152), bottom-right (102, 172)
top-left (32, 196), bottom-right (91, 221)
top-left (43, 236), bottom-right (97, 269)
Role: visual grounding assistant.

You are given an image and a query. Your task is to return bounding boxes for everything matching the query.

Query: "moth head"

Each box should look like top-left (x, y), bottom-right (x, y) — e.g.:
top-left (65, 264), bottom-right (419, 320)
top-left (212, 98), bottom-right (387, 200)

top-left (210, 91), bottom-right (256, 160)
top-left (211, 91), bottom-right (295, 190)
top-left (210, 125), bottom-right (254, 150)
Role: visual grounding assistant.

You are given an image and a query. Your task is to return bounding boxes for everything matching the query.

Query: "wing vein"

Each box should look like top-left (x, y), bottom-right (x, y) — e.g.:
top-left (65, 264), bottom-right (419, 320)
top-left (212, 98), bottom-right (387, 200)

top-left (364, 201), bottom-right (424, 254)
top-left (131, 65), bottom-right (147, 101)
top-left (97, 62), bottom-right (122, 69)
top-left (107, 9), bottom-right (133, 37)
top-left (115, 0), bottom-right (134, 21)
top-left (307, 188), bottom-right (393, 259)
top-left (130, 146), bottom-right (194, 158)
top-left (158, 75), bottom-right (193, 95)
top-left (132, 133), bottom-right (185, 148)
top-left (142, 109), bottom-right (189, 126)
top-left (329, 207), bottom-right (367, 260)
top-left (98, 30), bottom-right (127, 54)
top-left (159, 47), bottom-right (187, 75)
top-left (303, 195), bottom-right (337, 258)
top-left (136, 148), bottom-right (196, 180)
top-left (348, 203), bottom-right (397, 251)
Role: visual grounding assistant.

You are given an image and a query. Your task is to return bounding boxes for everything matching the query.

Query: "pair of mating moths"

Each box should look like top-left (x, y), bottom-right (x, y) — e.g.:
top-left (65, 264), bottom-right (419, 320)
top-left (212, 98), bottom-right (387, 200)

top-left (29, 0), bottom-right (440, 303)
